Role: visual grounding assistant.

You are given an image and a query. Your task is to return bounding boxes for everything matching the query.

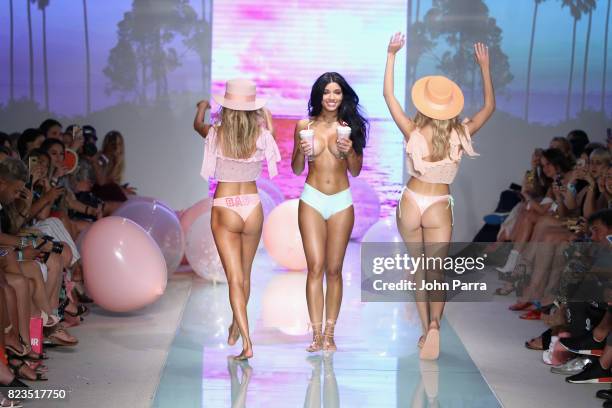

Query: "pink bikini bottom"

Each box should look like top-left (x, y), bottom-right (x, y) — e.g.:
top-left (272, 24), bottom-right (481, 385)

top-left (398, 187), bottom-right (455, 225)
top-left (212, 193), bottom-right (261, 222)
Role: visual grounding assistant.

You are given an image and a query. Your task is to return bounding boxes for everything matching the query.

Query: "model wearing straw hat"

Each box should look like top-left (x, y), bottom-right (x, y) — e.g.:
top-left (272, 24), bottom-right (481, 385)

top-left (383, 32), bottom-right (496, 360)
top-left (193, 78), bottom-right (281, 360)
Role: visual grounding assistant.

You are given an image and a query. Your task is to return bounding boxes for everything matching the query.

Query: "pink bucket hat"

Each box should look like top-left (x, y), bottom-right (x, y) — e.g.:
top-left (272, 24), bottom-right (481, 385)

top-left (213, 78), bottom-right (267, 111)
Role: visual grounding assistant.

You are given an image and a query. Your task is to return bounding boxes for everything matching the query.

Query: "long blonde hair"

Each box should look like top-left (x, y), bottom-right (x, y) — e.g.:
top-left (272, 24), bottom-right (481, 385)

top-left (414, 111), bottom-right (466, 161)
top-left (215, 107), bottom-right (263, 159)
top-left (102, 130), bottom-right (125, 183)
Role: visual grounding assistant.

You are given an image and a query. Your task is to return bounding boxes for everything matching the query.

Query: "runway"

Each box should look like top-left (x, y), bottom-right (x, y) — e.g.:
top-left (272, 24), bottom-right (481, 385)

top-left (153, 242), bottom-right (500, 407)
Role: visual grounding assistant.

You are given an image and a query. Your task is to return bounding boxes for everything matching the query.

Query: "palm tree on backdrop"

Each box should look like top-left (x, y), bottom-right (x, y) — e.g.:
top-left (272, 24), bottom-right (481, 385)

top-left (201, 0), bottom-right (212, 96)
top-left (524, 0), bottom-right (546, 121)
top-left (9, 0), bottom-right (15, 101)
top-left (602, 0), bottom-right (611, 112)
top-left (27, 0), bottom-right (34, 101)
top-left (83, 0), bottom-right (91, 115)
top-left (580, 0), bottom-right (596, 112)
top-left (34, 0), bottom-right (50, 112)
top-left (562, 0), bottom-right (583, 120)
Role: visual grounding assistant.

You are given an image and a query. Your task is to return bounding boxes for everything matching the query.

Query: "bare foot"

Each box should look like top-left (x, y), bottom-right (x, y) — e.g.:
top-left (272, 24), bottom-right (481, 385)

top-left (233, 348), bottom-right (253, 361)
top-left (227, 322), bottom-right (240, 346)
top-left (420, 321), bottom-right (440, 360)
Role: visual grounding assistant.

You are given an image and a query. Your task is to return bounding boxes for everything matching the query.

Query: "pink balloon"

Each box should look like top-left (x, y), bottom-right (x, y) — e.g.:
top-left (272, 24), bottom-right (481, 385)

top-left (180, 198), bottom-right (213, 238)
top-left (180, 198), bottom-right (213, 266)
top-left (124, 196), bottom-right (173, 211)
top-left (263, 199), bottom-right (307, 270)
top-left (349, 177), bottom-right (381, 240)
top-left (185, 211), bottom-right (226, 282)
top-left (113, 201), bottom-right (185, 275)
top-left (82, 217), bottom-right (167, 312)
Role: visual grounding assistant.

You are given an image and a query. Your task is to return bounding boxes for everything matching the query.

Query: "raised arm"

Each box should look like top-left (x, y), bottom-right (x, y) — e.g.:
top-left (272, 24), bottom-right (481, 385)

top-left (384, 32), bottom-right (415, 141)
top-left (193, 100), bottom-right (211, 138)
top-left (466, 43), bottom-right (495, 136)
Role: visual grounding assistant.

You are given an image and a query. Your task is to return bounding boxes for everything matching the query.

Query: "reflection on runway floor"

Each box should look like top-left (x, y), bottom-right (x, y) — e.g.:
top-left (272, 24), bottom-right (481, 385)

top-left (154, 243), bottom-right (500, 407)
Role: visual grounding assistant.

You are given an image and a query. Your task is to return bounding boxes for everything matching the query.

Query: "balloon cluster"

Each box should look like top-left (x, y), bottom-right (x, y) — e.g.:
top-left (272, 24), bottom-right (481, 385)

top-left (80, 197), bottom-right (184, 312)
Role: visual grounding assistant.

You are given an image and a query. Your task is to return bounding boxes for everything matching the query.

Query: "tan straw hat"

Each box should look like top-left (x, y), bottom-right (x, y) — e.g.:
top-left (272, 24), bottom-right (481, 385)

top-left (213, 78), bottom-right (267, 111)
top-left (411, 76), bottom-right (464, 120)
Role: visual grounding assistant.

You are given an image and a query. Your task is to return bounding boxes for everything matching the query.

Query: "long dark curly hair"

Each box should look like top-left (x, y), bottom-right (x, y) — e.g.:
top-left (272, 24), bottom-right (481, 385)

top-left (308, 72), bottom-right (369, 155)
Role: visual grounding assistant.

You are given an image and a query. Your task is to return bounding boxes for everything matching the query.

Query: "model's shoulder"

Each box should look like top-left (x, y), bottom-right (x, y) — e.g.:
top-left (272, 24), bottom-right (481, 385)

top-left (295, 118), bottom-right (312, 131)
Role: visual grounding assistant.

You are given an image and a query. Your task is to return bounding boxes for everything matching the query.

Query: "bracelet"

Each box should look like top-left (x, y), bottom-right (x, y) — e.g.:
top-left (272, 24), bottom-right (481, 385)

top-left (16, 250), bottom-right (23, 262)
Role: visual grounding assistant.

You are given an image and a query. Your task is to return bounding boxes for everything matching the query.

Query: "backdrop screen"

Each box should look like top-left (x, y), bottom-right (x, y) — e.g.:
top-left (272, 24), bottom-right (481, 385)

top-left (211, 0), bottom-right (407, 118)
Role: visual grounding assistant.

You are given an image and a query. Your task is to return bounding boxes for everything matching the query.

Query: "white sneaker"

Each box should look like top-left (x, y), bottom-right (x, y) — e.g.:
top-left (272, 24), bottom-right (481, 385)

top-left (543, 336), bottom-right (558, 365)
top-left (496, 249), bottom-right (519, 273)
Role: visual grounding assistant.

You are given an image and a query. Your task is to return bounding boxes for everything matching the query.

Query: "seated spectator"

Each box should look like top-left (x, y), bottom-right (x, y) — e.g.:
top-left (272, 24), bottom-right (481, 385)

top-left (39, 139), bottom-right (101, 237)
top-left (91, 130), bottom-right (135, 202)
top-left (0, 158), bottom-right (78, 347)
top-left (16, 128), bottom-right (45, 159)
top-left (550, 136), bottom-right (576, 164)
top-left (566, 129), bottom-right (590, 159)
top-left (0, 134), bottom-right (12, 152)
top-left (39, 119), bottom-right (62, 140)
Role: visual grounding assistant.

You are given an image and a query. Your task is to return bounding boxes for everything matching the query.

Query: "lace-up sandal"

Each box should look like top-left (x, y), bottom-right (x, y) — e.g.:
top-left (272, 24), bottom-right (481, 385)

top-left (306, 322), bottom-right (323, 353)
top-left (322, 320), bottom-right (337, 352)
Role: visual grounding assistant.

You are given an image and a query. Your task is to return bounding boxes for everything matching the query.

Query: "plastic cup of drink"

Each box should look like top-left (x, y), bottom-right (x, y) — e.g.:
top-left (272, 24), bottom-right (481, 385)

top-left (337, 125), bottom-right (351, 139)
top-left (336, 125), bottom-right (351, 158)
top-left (299, 129), bottom-right (315, 162)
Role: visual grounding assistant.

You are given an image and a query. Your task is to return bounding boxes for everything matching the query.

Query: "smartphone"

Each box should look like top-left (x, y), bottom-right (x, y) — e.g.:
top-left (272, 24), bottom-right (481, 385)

top-left (607, 234), bottom-right (612, 244)
top-left (72, 125), bottom-right (81, 138)
top-left (28, 156), bottom-right (39, 176)
top-left (27, 156), bottom-right (39, 189)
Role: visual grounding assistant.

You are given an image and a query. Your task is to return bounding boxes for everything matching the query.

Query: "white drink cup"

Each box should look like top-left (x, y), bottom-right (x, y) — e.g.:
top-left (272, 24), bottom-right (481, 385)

top-left (299, 129), bottom-right (315, 162)
top-left (336, 125), bottom-right (351, 159)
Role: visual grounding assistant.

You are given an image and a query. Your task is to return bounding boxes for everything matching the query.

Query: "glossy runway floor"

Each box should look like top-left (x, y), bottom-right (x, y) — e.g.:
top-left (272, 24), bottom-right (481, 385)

top-left (153, 242), bottom-right (500, 407)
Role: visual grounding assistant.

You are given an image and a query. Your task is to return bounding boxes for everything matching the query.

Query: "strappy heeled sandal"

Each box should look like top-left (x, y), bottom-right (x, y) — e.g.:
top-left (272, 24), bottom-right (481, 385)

top-left (322, 319), bottom-right (337, 352)
top-left (306, 322), bottom-right (323, 353)
top-left (3, 326), bottom-right (29, 358)
top-left (45, 326), bottom-right (78, 347)
top-left (41, 311), bottom-right (60, 328)
top-left (8, 359), bottom-right (47, 381)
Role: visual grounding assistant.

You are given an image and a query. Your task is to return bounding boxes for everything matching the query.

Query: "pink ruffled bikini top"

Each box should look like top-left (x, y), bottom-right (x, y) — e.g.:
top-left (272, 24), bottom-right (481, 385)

top-left (405, 119), bottom-right (479, 184)
top-left (200, 126), bottom-right (281, 182)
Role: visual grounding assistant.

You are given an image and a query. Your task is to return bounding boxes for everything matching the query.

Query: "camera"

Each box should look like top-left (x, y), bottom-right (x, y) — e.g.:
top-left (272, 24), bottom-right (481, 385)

top-left (82, 142), bottom-right (98, 158)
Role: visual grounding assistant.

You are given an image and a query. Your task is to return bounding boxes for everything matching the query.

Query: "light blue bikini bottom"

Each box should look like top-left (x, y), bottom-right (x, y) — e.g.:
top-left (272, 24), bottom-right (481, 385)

top-left (300, 183), bottom-right (353, 220)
